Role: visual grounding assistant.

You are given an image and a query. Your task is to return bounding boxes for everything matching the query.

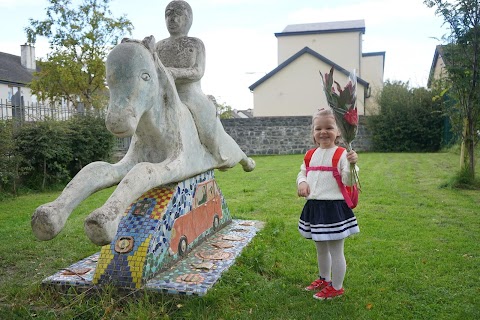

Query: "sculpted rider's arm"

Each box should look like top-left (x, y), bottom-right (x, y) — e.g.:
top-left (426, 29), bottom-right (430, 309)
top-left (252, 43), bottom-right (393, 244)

top-left (168, 38), bottom-right (205, 82)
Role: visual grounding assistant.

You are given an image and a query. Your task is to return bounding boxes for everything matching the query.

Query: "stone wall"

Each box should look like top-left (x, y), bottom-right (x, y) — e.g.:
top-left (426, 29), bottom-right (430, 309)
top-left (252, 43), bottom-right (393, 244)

top-left (221, 116), bottom-right (371, 156)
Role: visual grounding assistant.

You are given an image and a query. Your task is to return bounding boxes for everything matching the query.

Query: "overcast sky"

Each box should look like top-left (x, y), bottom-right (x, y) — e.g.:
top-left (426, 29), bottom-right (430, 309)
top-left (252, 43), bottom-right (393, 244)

top-left (0, 0), bottom-right (447, 110)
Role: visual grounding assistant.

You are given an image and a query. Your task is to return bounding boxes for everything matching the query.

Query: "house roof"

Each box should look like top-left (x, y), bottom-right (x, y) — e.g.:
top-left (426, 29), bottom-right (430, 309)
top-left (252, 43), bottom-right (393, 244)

top-left (275, 20), bottom-right (365, 37)
top-left (362, 51), bottom-right (386, 72)
top-left (248, 46), bottom-right (369, 91)
top-left (0, 52), bottom-right (37, 86)
top-left (232, 109), bottom-right (253, 118)
top-left (427, 45), bottom-right (444, 88)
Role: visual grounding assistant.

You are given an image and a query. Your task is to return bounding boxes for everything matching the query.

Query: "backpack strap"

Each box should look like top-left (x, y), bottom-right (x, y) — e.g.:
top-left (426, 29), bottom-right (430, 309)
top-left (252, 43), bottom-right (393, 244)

top-left (332, 147), bottom-right (345, 167)
top-left (303, 146), bottom-right (355, 208)
top-left (304, 148), bottom-right (317, 168)
top-left (330, 147), bottom-right (355, 208)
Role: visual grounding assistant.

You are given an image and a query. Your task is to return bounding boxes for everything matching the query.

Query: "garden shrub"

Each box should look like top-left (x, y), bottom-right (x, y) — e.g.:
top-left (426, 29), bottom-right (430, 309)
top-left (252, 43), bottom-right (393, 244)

top-left (15, 119), bottom-right (72, 190)
top-left (5, 114), bottom-right (115, 193)
top-left (367, 81), bottom-right (443, 152)
top-left (67, 114), bottom-right (115, 175)
top-left (0, 120), bottom-right (23, 195)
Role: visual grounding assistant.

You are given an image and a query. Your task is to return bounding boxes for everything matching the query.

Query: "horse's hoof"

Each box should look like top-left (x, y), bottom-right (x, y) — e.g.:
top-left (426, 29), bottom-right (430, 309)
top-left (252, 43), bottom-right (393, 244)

top-left (84, 208), bottom-right (121, 246)
top-left (31, 203), bottom-right (67, 241)
top-left (242, 157), bottom-right (255, 172)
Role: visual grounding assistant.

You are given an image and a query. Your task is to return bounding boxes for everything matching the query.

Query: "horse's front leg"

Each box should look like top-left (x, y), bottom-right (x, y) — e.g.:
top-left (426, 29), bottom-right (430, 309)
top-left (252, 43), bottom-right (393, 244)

top-left (84, 160), bottom-right (185, 245)
top-left (31, 161), bottom-right (133, 241)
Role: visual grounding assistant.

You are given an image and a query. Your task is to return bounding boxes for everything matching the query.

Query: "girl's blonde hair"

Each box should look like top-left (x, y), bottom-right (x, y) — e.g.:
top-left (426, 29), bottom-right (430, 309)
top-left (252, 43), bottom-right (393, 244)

top-left (311, 108), bottom-right (341, 146)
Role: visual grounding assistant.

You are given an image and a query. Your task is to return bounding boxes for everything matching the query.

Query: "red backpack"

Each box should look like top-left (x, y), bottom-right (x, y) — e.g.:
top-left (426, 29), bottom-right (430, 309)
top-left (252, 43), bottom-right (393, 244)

top-left (304, 147), bottom-right (359, 209)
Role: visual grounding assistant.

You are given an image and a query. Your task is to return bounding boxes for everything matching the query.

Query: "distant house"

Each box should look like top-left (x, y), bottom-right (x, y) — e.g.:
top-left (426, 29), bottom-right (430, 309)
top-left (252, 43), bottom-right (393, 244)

top-left (0, 45), bottom-right (80, 122)
top-left (427, 45), bottom-right (446, 88)
top-left (249, 20), bottom-right (385, 117)
top-left (0, 44), bottom-right (38, 106)
top-left (231, 108), bottom-right (253, 118)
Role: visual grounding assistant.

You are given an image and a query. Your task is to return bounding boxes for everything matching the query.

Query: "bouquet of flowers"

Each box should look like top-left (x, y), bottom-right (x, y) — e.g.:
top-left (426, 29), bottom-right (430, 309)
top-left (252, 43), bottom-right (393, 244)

top-left (320, 66), bottom-right (360, 188)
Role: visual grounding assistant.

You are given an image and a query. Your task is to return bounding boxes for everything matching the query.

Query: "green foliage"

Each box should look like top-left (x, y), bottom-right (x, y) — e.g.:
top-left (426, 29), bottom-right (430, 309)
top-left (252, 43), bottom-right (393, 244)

top-left (25, 0), bottom-right (133, 109)
top-left (442, 144), bottom-right (480, 189)
top-left (0, 121), bottom-right (23, 195)
top-left (15, 120), bottom-right (72, 190)
top-left (0, 115), bottom-right (115, 193)
top-left (218, 103), bottom-right (234, 119)
top-left (67, 114), bottom-right (115, 175)
top-left (368, 81), bottom-right (444, 152)
top-left (445, 167), bottom-right (480, 189)
top-left (207, 95), bottom-right (234, 119)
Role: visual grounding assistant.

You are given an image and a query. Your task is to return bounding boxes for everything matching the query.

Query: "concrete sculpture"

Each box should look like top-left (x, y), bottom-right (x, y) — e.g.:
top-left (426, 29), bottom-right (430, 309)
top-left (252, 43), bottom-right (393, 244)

top-left (31, 10), bottom-right (255, 246)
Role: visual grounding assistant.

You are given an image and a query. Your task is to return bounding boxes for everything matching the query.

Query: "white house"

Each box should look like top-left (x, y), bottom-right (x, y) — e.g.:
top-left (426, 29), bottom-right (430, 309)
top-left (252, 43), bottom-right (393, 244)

top-left (0, 44), bottom-right (77, 121)
top-left (0, 44), bottom-right (37, 106)
top-left (249, 20), bottom-right (385, 117)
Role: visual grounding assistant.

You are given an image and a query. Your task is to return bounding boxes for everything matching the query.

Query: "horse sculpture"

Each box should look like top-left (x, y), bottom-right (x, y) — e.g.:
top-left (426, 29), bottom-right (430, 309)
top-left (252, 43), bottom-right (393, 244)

top-left (31, 36), bottom-right (255, 246)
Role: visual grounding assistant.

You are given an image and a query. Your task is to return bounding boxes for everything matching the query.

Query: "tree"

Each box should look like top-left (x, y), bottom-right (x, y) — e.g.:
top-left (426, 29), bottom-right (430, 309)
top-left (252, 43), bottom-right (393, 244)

top-left (425, 0), bottom-right (480, 179)
top-left (207, 95), bottom-right (233, 119)
top-left (25, 0), bottom-right (133, 109)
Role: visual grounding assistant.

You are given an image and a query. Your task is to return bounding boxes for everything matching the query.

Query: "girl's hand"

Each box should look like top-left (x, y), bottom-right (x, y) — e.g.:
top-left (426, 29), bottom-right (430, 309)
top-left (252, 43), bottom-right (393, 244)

top-left (346, 150), bottom-right (358, 164)
top-left (297, 182), bottom-right (310, 197)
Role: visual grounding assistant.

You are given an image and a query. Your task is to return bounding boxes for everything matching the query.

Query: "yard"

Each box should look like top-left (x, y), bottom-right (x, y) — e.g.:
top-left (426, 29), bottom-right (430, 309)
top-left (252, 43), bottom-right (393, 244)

top-left (0, 151), bottom-right (479, 319)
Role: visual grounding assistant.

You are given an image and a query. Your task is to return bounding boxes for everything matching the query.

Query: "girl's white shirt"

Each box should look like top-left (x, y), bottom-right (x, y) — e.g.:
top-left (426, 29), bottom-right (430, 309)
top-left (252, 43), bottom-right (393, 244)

top-left (296, 146), bottom-right (359, 200)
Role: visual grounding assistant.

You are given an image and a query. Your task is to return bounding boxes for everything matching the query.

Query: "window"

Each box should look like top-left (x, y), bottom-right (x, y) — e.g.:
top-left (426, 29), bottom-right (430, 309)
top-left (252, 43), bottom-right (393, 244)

top-left (7, 86), bottom-right (17, 103)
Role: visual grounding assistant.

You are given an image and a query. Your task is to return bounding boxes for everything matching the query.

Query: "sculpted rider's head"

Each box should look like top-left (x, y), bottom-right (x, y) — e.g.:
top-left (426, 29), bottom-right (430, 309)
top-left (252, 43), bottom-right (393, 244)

top-left (165, 0), bottom-right (193, 37)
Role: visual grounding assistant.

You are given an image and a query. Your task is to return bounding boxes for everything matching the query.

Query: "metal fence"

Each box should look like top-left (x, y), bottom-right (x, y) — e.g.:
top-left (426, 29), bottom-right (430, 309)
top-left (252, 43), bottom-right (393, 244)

top-left (0, 99), bottom-right (80, 122)
top-left (0, 99), bottom-right (130, 154)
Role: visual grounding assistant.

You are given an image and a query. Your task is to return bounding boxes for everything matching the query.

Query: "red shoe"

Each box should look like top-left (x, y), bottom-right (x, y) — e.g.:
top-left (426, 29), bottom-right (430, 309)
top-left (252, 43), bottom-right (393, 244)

top-left (305, 278), bottom-right (330, 291)
top-left (313, 285), bottom-right (344, 300)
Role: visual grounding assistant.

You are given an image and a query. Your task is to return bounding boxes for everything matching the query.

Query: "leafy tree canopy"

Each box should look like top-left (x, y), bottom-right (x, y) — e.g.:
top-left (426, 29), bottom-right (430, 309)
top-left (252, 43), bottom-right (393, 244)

top-left (25, 0), bottom-right (133, 109)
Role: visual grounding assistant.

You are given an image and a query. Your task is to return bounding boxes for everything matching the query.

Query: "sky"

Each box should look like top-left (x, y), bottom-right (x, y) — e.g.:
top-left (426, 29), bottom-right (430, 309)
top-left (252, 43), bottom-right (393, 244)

top-left (0, 0), bottom-right (448, 110)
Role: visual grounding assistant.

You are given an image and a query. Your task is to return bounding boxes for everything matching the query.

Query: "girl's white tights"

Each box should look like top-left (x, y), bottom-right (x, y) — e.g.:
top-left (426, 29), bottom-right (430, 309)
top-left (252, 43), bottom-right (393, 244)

top-left (315, 239), bottom-right (346, 290)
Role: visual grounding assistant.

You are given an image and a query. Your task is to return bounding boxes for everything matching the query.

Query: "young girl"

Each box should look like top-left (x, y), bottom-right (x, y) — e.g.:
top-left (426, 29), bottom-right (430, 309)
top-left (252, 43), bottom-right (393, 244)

top-left (297, 108), bottom-right (360, 300)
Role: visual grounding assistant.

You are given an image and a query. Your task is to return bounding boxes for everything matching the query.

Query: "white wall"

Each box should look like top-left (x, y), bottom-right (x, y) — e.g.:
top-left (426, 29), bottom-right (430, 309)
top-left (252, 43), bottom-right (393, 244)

top-left (277, 32), bottom-right (362, 74)
top-left (253, 53), bottom-right (365, 117)
top-left (361, 54), bottom-right (384, 115)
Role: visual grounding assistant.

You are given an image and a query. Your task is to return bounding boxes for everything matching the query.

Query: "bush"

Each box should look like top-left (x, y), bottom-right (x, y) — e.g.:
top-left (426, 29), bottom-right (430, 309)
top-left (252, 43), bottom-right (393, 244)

top-left (368, 81), bottom-right (444, 152)
top-left (15, 120), bottom-right (72, 190)
top-left (0, 120), bottom-right (23, 194)
top-left (67, 114), bottom-right (115, 175)
top-left (0, 114), bottom-right (115, 194)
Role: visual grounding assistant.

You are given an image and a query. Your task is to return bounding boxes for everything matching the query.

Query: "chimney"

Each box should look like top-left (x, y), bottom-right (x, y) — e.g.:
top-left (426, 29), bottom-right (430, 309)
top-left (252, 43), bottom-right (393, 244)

top-left (21, 44), bottom-right (36, 70)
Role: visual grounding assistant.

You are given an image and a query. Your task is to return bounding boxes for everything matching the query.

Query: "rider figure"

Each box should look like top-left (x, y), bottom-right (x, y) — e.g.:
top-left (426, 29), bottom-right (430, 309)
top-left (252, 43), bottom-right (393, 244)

top-left (156, 0), bottom-right (227, 162)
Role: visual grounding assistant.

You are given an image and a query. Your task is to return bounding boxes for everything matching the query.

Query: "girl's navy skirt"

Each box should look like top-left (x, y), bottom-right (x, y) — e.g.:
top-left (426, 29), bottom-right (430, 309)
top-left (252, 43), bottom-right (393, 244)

top-left (299, 200), bottom-right (360, 241)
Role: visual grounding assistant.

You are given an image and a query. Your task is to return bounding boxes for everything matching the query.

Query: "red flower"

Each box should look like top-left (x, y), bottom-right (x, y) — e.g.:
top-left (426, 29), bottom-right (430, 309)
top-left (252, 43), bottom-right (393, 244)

top-left (344, 108), bottom-right (358, 125)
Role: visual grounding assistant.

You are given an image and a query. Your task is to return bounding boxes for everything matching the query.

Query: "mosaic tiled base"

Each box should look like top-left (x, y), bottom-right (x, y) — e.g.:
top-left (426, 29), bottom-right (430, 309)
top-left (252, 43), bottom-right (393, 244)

top-left (91, 170), bottom-right (233, 289)
top-left (42, 219), bottom-right (264, 296)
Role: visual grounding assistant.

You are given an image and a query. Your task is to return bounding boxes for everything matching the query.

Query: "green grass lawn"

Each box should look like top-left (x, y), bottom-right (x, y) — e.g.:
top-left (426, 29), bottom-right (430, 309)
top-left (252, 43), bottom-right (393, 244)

top-left (0, 152), bottom-right (479, 319)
